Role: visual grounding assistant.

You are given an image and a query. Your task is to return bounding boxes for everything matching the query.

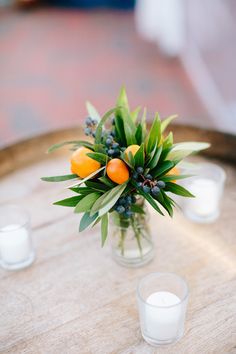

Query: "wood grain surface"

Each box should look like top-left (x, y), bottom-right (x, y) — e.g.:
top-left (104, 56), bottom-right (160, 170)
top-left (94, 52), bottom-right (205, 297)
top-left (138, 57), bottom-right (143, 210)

top-left (0, 126), bottom-right (236, 354)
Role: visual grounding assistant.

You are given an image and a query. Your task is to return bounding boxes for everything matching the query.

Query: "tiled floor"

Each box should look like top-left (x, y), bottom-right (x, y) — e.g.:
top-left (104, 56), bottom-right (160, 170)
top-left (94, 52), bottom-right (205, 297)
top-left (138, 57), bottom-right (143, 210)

top-left (0, 7), bottom-right (211, 148)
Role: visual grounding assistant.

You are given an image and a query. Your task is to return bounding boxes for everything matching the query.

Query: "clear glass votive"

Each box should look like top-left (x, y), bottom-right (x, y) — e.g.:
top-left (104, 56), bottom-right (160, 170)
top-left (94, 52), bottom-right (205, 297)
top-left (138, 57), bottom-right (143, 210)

top-left (137, 272), bottom-right (189, 347)
top-left (182, 162), bottom-right (226, 223)
top-left (0, 205), bottom-right (35, 270)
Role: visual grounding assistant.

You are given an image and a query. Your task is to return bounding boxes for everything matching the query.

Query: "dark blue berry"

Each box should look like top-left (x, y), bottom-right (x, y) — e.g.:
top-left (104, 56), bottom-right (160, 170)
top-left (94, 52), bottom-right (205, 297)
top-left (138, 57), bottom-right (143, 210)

top-left (112, 142), bottom-right (119, 149)
top-left (151, 186), bottom-right (160, 196)
top-left (84, 127), bottom-right (92, 136)
top-left (85, 117), bottom-right (93, 126)
top-left (91, 118), bottom-right (97, 125)
top-left (137, 182), bottom-right (143, 188)
top-left (108, 149), bottom-right (115, 156)
top-left (116, 205), bottom-right (125, 214)
top-left (126, 196), bottom-right (132, 205)
top-left (145, 174), bottom-right (153, 180)
top-left (110, 130), bottom-right (116, 137)
top-left (137, 166), bottom-right (144, 174)
top-left (113, 149), bottom-right (120, 157)
top-left (143, 185), bottom-right (151, 194)
top-left (106, 138), bottom-right (112, 146)
top-left (133, 172), bottom-right (139, 180)
top-left (124, 210), bottom-right (133, 218)
top-left (157, 180), bottom-right (166, 189)
top-left (118, 197), bottom-right (126, 206)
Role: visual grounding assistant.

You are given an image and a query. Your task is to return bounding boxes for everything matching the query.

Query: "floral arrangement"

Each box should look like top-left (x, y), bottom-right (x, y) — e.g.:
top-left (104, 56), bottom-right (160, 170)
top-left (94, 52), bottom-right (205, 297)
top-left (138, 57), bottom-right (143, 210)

top-left (42, 87), bottom-right (209, 249)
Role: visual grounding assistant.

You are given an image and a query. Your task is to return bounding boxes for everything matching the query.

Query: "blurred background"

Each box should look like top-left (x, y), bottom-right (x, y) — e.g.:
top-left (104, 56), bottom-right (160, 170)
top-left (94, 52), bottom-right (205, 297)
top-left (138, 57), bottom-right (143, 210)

top-left (0, 0), bottom-right (235, 148)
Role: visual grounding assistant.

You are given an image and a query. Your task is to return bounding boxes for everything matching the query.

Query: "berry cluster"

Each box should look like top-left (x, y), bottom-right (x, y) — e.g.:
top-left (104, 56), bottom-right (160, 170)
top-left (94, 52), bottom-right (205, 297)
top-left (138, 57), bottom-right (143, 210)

top-left (105, 135), bottom-right (121, 157)
top-left (103, 116), bottom-right (121, 157)
top-left (84, 116), bottom-right (98, 137)
top-left (114, 195), bottom-right (136, 218)
top-left (133, 167), bottom-right (166, 197)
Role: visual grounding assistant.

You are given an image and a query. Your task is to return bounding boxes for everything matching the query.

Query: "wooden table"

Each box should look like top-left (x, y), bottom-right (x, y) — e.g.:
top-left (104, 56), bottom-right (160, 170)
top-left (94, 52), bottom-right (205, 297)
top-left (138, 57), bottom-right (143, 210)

top-left (0, 126), bottom-right (236, 354)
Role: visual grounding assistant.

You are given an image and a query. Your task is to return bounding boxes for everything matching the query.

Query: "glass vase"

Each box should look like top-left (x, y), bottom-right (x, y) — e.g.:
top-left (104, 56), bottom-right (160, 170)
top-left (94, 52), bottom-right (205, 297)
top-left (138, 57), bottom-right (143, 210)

top-left (111, 199), bottom-right (154, 267)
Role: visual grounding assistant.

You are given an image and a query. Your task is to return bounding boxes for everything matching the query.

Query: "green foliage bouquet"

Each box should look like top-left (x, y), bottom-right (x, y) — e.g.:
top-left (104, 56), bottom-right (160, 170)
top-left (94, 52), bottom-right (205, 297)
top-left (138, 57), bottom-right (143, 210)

top-left (42, 87), bottom-right (209, 255)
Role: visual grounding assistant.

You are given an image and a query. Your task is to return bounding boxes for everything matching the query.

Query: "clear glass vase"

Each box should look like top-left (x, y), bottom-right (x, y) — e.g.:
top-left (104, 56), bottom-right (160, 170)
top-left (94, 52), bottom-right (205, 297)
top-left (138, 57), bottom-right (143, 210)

top-left (111, 199), bottom-right (154, 267)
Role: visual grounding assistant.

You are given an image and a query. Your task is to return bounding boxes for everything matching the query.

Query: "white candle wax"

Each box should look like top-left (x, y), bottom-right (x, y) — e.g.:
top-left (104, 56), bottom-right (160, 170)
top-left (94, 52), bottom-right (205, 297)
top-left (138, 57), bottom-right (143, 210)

top-left (187, 178), bottom-right (219, 216)
top-left (145, 291), bottom-right (181, 341)
top-left (0, 224), bottom-right (31, 264)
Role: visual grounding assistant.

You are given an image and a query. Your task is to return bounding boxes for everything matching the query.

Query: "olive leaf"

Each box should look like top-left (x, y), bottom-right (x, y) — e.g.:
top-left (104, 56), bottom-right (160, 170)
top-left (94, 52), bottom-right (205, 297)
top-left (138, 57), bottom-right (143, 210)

top-left (41, 174), bottom-right (78, 182)
top-left (74, 193), bottom-right (101, 213)
top-left (66, 166), bottom-right (106, 188)
top-left (79, 212), bottom-right (98, 232)
top-left (101, 213), bottom-right (109, 247)
top-left (165, 182), bottom-right (195, 198)
top-left (53, 195), bottom-right (84, 207)
top-left (86, 101), bottom-right (101, 121)
top-left (47, 141), bottom-right (93, 153)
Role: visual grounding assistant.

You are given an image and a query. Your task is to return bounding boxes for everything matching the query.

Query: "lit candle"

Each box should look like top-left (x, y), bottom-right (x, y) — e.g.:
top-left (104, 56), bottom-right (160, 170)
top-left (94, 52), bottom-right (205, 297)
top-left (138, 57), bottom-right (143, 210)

top-left (0, 224), bottom-right (31, 264)
top-left (186, 178), bottom-right (219, 217)
top-left (145, 291), bottom-right (181, 341)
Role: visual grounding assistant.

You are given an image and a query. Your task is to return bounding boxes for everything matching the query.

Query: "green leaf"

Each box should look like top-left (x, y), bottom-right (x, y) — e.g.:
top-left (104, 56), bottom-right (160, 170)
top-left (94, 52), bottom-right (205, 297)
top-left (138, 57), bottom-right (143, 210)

top-left (91, 183), bottom-right (127, 217)
top-left (135, 123), bottom-right (143, 145)
top-left (165, 182), bottom-right (195, 198)
top-left (41, 174), bottom-right (78, 182)
top-left (123, 116), bottom-right (137, 145)
top-left (156, 191), bottom-right (173, 217)
top-left (74, 192), bottom-right (101, 213)
top-left (87, 152), bottom-right (109, 165)
top-left (130, 106), bottom-right (141, 123)
top-left (66, 166), bottom-right (105, 188)
top-left (53, 195), bottom-right (84, 207)
top-left (98, 176), bottom-right (116, 188)
top-left (127, 151), bottom-right (135, 168)
top-left (134, 143), bottom-right (145, 167)
top-left (116, 106), bottom-right (136, 145)
top-left (162, 132), bottom-right (173, 150)
top-left (116, 86), bottom-right (129, 112)
top-left (147, 145), bottom-right (162, 169)
top-left (121, 151), bottom-right (134, 169)
top-left (85, 180), bottom-right (109, 192)
top-left (130, 204), bottom-right (145, 214)
top-left (86, 101), bottom-right (101, 121)
top-left (141, 107), bottom-right (147, 137)
top-left (161, 174), bottom-right (192, 182)
top-left (47, 141), bottom-right (93, 153)
top-left (172, 141), bottom-right (210, 151)
top-left (145, 113), bottom-right (161, 154)
top-left (95, 107), bottom-right (117, 144)
top-left (79, 212), bottom-right (98, 232)
top-left (114, 115), bottom-right (126, 145)
top-left (137, 187), bottom-right (164, 216)
top-left (70, 186), bottom-right (93, 194)
top-left (93, 144), bottom-right (106, 154)
top-left (151, 160), bottom-right (174, 178)
top-left (167, 142), bottom-right (210, 163)
top-left (161, 114), bottom-right (178, 133)
top-left (101, 214), bottom-right (109, 247)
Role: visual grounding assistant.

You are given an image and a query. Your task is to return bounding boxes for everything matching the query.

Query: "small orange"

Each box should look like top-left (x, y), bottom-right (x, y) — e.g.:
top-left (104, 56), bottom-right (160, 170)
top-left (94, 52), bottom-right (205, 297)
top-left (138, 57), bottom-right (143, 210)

top-left (124, 144), bottom-right (140, 158)
top-left (166, 166), bottom-right (180, 183)
top-left (107, 158), bottom-right (129, 185)
top-left (71, 147), bottom-right (101, 178)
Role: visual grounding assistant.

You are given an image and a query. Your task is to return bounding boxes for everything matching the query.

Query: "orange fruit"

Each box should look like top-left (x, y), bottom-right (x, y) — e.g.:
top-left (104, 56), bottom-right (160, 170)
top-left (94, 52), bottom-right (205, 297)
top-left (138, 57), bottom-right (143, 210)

top-left (166, 166), bottom-right (180, 183)
top-left (107, 158), bottom-right (129, 184)
top-left (71, 147), bottom-right (101, 178)
top-left (124, 145), bottom-right (140, 158)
